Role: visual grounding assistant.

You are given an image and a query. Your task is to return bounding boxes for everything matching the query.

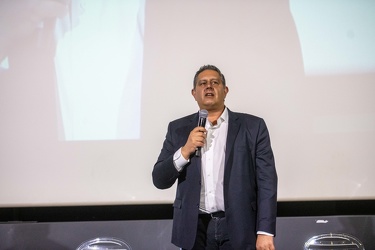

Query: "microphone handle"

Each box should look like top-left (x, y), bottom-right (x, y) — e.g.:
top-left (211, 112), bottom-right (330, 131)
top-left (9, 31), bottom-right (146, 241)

top-left (195, 147), bottom-right (202, 157)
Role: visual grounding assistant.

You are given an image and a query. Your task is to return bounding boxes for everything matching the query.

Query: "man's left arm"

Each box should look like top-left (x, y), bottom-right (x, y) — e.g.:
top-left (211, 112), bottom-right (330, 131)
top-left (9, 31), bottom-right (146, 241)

top-left (255, 118), bottom-right (278, 235)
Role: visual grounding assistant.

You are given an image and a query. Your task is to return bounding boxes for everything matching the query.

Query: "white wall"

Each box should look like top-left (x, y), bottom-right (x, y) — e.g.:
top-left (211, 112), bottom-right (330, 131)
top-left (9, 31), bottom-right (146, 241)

top-left (0, 0), bottom-right (374, 207)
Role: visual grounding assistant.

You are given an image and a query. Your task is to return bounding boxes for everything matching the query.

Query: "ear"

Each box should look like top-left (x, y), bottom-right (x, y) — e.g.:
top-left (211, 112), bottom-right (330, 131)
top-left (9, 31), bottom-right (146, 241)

top-left (191, 88), bottom-right (197, 99)
top-left (224, 86), bottom-right (229, 97)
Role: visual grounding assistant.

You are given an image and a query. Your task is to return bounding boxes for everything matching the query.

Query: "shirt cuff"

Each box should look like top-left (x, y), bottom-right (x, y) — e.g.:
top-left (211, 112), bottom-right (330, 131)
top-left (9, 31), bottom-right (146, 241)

top-left (257, 231), bottom-right (274, 237)
top-left (173, 147), bottom-right (189, 172)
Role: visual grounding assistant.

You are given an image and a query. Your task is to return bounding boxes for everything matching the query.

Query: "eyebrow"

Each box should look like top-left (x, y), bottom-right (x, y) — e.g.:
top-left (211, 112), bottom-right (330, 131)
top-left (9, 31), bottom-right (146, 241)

top-left (198, 77), bottom-right (220, 82)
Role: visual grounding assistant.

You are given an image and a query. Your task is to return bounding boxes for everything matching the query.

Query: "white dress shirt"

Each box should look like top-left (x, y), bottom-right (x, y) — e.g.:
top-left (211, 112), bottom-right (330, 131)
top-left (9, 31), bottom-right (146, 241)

top-left (199, 108), bottom-right (228, 213)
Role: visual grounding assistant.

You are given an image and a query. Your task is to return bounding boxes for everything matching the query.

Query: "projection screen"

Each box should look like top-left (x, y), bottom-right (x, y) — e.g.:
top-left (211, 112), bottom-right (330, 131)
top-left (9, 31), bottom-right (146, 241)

top-left (0, 0), bottom-right (374, 207)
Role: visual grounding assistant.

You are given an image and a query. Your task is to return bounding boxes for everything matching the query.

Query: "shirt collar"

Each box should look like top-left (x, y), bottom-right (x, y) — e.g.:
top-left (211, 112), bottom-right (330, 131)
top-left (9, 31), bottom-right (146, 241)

top-left (221, 107), bottom-right (229, 123)
top-left (209, 107), bottom-right (228, 127)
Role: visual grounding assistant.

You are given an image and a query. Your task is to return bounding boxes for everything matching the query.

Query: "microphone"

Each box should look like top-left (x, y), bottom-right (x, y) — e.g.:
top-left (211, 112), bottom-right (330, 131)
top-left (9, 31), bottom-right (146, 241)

top-left (195, 109), bottom-right (208, 157)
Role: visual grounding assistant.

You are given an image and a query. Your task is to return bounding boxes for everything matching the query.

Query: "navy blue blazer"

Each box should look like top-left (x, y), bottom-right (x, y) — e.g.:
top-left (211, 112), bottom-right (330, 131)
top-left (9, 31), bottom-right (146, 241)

top-left (152, 109), bottom-right (278, 250)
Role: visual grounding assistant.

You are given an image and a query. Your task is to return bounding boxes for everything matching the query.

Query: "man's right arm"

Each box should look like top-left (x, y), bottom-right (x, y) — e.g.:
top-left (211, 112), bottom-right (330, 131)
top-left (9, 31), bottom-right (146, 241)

top-left (152, 124), bottom-right (206, 189)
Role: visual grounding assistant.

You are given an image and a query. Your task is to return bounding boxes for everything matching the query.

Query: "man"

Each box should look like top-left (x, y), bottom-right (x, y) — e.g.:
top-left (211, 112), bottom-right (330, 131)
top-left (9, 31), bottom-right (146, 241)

top-left (152, 65), bottom-right (278, 250)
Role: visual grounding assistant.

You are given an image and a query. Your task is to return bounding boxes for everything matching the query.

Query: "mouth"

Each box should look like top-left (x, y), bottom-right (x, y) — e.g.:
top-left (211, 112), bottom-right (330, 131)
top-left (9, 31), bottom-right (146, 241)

top-left (205, 92), bottom-right (214, 97)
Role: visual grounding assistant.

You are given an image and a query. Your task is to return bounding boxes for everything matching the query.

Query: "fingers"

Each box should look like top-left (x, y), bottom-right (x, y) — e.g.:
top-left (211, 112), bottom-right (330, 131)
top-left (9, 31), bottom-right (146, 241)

top-left (192, 126), bottom-right (207, 145)
top-left (181, 127), bottom-right (207, 158)
top-left (256, 235), bottom-right (275, 250)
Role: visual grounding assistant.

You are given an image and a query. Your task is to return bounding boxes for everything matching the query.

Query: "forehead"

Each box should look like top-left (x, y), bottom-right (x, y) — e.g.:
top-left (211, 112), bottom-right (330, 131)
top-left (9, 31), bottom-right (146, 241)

top-left (197, 69), bottom-right (221, 80)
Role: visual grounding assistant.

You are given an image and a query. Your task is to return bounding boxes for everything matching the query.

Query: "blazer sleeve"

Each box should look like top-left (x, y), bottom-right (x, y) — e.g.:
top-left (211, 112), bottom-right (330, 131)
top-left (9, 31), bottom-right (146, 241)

top-left (255, 118), bottom-right (278, 235)
top-left (152, 122), bottom-right (181, 189)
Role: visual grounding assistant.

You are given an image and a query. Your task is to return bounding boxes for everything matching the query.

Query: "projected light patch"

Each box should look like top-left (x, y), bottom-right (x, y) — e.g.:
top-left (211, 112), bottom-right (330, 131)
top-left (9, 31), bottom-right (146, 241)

top-left (290, 0), bottom-right (375, 76)
top-left (55, 0), bottom-right (144, 141)
top-left (0, 57), bottom-right (9, 70)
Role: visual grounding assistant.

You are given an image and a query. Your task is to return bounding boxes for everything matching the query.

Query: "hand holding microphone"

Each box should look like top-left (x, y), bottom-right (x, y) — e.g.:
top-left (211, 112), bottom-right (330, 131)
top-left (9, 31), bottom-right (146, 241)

top-left (181, 110), bottom-right (208, 159)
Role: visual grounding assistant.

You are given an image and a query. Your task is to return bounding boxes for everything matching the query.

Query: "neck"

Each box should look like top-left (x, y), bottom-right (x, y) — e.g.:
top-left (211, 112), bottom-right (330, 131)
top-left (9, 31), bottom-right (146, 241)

top-left (207, 106), bottom-right (225, 124)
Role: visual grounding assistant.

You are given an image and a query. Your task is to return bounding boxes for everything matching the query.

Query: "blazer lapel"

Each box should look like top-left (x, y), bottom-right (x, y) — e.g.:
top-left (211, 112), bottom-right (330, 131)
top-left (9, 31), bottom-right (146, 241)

top-left (225, 109), bottom-right (241, 168)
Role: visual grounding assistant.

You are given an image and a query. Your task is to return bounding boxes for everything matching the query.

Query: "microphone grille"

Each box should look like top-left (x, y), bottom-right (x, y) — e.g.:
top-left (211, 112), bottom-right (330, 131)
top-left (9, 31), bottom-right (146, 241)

top-left (199, 109), bottom-right (208, 118)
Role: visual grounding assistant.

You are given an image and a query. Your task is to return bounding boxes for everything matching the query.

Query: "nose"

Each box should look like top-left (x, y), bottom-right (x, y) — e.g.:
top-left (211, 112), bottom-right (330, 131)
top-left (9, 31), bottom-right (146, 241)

top-left (205, 82), bottom-right (214, 88)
